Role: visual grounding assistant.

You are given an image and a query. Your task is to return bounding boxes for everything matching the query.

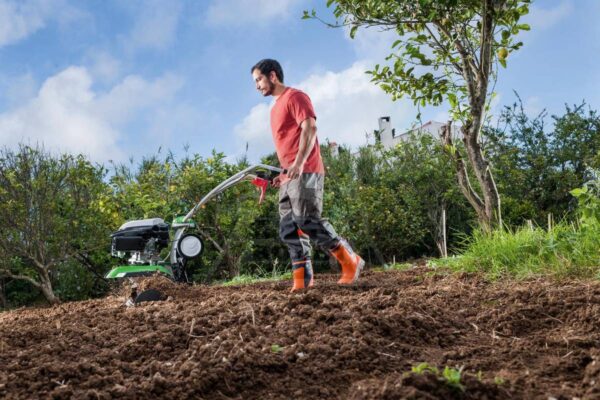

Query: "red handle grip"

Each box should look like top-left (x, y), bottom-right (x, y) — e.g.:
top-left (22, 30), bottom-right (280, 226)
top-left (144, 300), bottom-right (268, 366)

top-left (251, 177), bottom-right (269, 204)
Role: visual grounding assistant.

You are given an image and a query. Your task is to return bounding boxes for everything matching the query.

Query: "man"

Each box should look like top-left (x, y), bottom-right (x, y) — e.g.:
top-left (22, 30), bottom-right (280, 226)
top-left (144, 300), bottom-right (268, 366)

top-left (250, 58), bottom-right (364, 292)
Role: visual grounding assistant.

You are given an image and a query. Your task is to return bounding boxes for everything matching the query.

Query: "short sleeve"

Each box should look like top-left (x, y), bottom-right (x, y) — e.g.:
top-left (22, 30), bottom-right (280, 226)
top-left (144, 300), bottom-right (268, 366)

top-left (287, 91), bottom-right (316, 126)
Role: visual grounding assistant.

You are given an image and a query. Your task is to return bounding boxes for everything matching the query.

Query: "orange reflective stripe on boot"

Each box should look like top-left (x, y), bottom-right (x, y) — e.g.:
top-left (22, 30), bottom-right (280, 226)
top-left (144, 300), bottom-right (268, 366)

top-left (331, 241), bottom-right (364, 284)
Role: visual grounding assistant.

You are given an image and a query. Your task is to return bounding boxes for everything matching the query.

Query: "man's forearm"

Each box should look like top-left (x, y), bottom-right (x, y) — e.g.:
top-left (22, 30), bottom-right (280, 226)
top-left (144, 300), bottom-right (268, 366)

top-left (294, 120), bottom-right (317, 167)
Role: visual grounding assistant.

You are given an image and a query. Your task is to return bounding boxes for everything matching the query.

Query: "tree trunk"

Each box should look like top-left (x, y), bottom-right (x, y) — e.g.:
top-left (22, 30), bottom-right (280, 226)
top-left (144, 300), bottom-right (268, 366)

top-left (442, 122), bottom-right (500, 230)
top-left (462, 122), bottom-right (501, 230)
top-left (39, 268), bottom-right (60, 305)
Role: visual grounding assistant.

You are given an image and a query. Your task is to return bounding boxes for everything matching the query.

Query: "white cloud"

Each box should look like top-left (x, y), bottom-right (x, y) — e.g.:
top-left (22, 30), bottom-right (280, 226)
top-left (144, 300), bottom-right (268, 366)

top-left (346, 25), bottom-right (398, 62)
top-left (0, 0), bottom-right (84, 47)
top-left (96, 73), bottom-right (183, 125)
top-left (85, 51), bottom-right (122, 83)
top-left (525, 0), bottom-right (573, 31)
top-left (0, 67), bottom-right (184, 163)
top-left (235, 61), bottom-right (414, 161)
top-left (128, 0), bottom-right (182, 51)
top-left (205, 0), bottom-right (302, 27)
top-left (233, 102), bottom-right (273, 159)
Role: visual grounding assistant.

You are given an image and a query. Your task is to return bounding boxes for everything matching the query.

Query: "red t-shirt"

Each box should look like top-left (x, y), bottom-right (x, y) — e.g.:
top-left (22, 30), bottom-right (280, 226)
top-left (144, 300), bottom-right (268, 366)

top-left (270, 87), bottom-right (325, 175)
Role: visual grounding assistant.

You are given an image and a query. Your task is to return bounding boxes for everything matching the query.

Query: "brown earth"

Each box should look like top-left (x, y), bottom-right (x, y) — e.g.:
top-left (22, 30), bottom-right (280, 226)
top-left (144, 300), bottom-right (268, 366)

top-left (1, 267), bottom-right (600, 399)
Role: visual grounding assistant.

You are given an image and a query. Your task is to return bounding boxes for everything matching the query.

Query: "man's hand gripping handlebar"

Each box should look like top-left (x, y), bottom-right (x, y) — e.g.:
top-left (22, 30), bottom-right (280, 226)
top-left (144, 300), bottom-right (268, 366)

top-left (250, 168), bottom-right (287, 204)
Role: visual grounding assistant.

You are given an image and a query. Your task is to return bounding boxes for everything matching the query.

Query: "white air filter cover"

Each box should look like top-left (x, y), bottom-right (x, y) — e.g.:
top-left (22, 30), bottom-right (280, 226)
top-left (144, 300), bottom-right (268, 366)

top-left (179, 235), bottom-right (202, 258)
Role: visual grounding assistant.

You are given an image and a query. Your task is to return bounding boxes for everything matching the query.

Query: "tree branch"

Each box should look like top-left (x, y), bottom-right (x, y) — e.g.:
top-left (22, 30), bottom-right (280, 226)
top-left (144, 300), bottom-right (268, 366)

top-left (434, 22), bottom-right (479, 107)
top-left (0, 269), bottom-right (41, 289)
top-left (197, 229), bottom-right (224, 253)
top-left (425, 24), bottom-right (462, 74)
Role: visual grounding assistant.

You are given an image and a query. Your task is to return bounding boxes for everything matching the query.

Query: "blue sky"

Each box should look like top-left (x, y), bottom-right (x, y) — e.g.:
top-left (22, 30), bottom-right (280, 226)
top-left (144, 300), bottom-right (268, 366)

top-left (0, 0), bottom-right (597, 164)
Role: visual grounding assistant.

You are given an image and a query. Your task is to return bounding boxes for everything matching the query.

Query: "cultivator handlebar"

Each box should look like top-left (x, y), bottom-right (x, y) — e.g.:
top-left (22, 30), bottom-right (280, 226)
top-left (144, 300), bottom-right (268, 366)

top-left (169, 164), bottom-right (284, 265)
top-left (182, 164), bottom-right (284, 221)
top-left (106, 164), bottom-right (286, 303)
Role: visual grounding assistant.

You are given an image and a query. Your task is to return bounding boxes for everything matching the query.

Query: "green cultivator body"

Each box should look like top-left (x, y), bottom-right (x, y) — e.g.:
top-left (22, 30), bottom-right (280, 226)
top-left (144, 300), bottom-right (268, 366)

top-left (105, 264), bottom-right (175, 279)
top-left (105, 164), bottom-right (283, 304)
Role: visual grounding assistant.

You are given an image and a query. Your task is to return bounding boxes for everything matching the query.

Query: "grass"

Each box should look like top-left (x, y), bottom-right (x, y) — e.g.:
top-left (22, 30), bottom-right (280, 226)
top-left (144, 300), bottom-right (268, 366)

top-left (220, 261), bottom-right (292, 286)
top-left (371, 262), bottom-right (414, 273)
top-left (221, 216), bottom-right (600, 286)
top-left (434, 219), bottom-right (600, 280)
top-left (220, 272), bottom-right (292, 286)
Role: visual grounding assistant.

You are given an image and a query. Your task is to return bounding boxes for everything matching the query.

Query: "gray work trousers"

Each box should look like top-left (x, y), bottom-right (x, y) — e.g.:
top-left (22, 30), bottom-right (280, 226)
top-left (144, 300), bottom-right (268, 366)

top-left (278, 173), bottom-right (340, 263)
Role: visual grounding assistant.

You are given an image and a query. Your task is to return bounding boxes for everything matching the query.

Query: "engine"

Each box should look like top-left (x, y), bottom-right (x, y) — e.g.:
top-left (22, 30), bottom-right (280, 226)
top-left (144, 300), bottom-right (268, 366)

top-left (111, 218), bottom-right (170, 265)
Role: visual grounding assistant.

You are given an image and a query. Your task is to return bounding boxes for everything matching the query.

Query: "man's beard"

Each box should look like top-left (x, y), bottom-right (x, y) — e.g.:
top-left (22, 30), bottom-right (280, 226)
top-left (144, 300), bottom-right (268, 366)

top-left (262, 81), bottom-right (275, 96)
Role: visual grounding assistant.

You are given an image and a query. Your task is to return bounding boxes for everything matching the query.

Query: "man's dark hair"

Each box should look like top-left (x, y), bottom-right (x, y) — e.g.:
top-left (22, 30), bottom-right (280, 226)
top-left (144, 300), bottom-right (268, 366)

top-left (251, 59), bottom-right (284, 83)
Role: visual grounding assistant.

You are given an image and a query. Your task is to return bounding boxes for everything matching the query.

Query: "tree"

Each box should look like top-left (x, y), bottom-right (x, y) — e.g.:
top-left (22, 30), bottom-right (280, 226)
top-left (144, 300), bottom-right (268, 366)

top-left (308, 0), bottom-right (531, 229)
top-left (381, 133), bottom-right (474, 256)
top-left (0, 145), bottom-right (111, 304)
top-left (485, 99), bottom-right (600, 225)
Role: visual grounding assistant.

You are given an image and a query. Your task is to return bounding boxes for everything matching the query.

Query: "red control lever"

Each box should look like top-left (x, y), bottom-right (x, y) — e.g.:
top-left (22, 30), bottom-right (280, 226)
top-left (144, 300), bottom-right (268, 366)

top-left (251, 177), bottom-right (269, 204)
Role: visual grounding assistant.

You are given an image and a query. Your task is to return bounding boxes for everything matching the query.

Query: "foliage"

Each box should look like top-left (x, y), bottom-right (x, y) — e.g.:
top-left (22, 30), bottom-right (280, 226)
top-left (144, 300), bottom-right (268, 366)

top-left (410, 362), bottom-right (464, 391)
top-left (322, 138), bottom-right (474, 263)
top-left (310, 0), bottom-right (530, 118)
top-left (435, 163), bottom-right (600, 280)
top-left (442, 366), bottom-right (465, 391)
top-left (3, 93), bottom-right (598, 307)
top-left (412, 362), bottom-right (439, 375)
top-left (381, 133), bottom-right (474, 255)
top-left (270, 344), bottom-right (283, 354)
top-left (0, 145), bottom-right (112, 305)
top-left (486, 100), bottom-right (600, 225)
top-left (570, 168), bottom-right (600, 225)
top-left (308, 0), bottom-right (532, 228)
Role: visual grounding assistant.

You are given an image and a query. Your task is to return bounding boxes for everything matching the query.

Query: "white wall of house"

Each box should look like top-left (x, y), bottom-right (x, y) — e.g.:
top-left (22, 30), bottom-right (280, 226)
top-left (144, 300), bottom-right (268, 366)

top-left (377, 117), bottom-right (461, 149)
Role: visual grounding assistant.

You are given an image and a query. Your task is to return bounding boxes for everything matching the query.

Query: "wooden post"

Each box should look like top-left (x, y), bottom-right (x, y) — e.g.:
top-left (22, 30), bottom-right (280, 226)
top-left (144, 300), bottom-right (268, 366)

top-left (0, 278), bottom-right (6, 309)
top-left (442, 208), bottom-right (448, 258)
top-left (527, 219), bottom-right (533, 231)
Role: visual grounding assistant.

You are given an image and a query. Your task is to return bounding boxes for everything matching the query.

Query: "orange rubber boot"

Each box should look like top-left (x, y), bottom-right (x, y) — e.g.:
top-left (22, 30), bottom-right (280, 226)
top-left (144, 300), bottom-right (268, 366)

top-left (291, 260), bottom-right (314, 292)
top-left (330, 240), bottom-right (364, 284)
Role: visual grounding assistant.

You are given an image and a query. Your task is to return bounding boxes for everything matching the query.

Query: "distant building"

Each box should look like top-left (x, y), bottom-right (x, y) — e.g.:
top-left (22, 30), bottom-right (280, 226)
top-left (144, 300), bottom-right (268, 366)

top-left (327, 141), bottom-right (339, 157)
top-left (376, 116), bottom-right (461, 149)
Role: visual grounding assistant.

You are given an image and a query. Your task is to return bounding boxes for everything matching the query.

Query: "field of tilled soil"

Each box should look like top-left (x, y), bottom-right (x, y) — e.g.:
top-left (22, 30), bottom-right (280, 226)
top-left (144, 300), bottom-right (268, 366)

top-left (1, 267), bottom-right (600, 399)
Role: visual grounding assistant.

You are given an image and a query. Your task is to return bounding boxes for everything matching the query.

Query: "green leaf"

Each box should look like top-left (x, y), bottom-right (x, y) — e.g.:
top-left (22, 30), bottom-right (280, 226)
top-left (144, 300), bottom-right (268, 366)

top-left (448, 93), bottom-right (458, 108)
top-left (270, 344), bottom-right (283, 353)
top-left (517, 5), bottom-right (529, 16)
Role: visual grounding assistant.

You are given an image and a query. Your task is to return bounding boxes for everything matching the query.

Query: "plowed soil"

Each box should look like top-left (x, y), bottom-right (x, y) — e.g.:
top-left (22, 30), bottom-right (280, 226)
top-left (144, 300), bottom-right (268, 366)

top-left (1, 267), bottom-right (600, 399)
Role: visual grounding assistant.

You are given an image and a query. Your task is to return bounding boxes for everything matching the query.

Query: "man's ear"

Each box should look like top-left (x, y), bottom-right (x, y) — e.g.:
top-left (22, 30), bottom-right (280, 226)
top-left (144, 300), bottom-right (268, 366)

top-left (269, 71), bottom-right (278, 84)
